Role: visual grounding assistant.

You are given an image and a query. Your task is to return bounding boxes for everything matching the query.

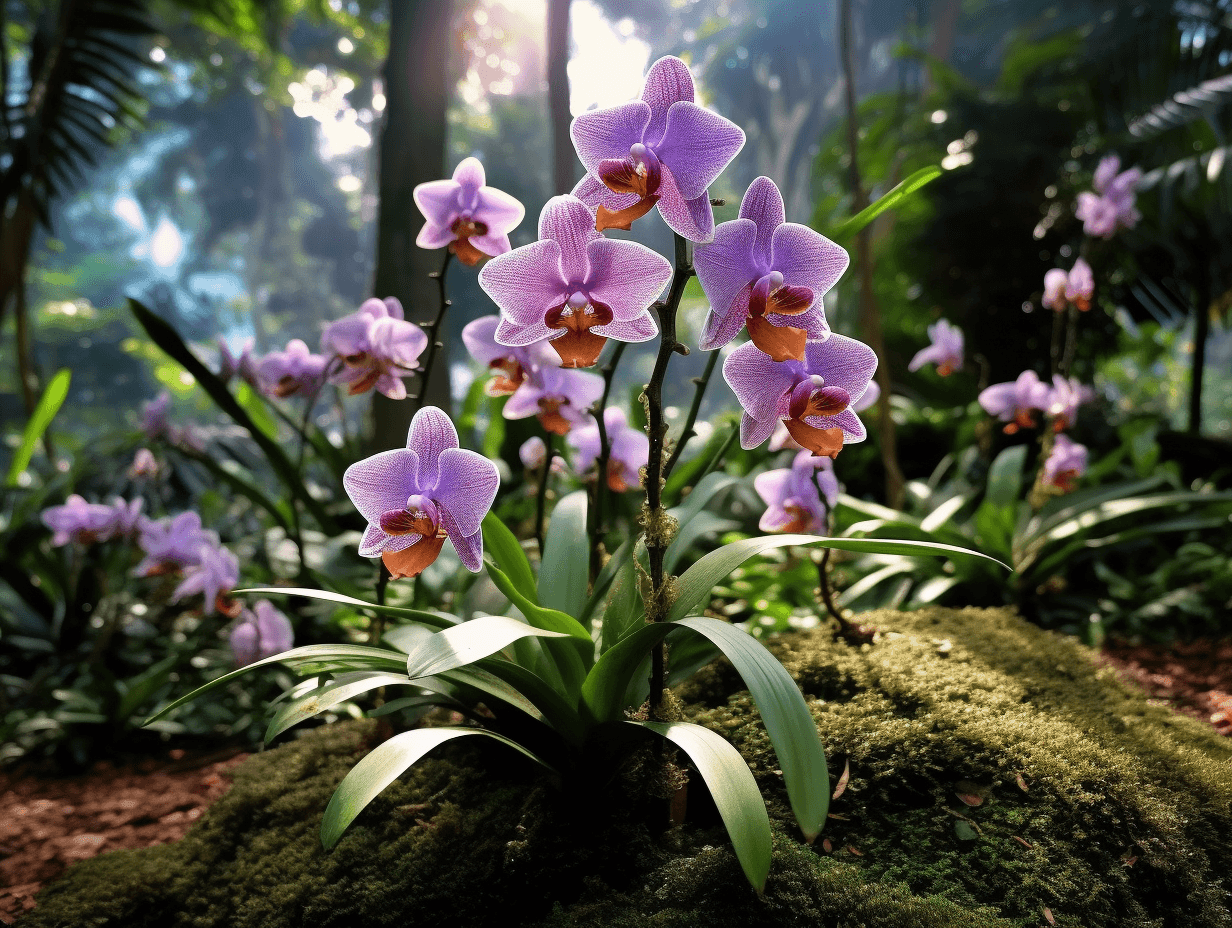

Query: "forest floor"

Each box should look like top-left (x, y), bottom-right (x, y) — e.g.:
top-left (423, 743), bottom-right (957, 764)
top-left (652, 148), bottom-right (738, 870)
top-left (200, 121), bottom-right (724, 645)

top-left (2, 635), bottom-right (1231, 924)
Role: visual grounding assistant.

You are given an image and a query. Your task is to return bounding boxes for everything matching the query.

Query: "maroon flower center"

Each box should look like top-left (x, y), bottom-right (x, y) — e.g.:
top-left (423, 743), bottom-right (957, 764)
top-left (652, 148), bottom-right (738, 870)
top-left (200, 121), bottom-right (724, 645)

top-left (449, 215), bottom-right (491, 266)
top-left (545, 291), bottom-right (614, 368)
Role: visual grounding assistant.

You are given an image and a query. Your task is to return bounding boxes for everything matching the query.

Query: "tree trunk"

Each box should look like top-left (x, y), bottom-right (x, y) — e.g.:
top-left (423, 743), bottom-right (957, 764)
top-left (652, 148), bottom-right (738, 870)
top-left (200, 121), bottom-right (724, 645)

top-left (547, 0), bottom-right (574, 195)
top-left (370, 0), bottom-right (451, 450)
top-left (839, 0), bottom-right (904, 509)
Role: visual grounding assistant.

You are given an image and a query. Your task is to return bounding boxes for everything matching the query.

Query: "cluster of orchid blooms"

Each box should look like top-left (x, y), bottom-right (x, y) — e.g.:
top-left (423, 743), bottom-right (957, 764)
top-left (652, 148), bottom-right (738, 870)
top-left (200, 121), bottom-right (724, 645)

top-left (906, 152), bottom-right (1142, 495)
top-left (41, 494), bottom-right (292, 666)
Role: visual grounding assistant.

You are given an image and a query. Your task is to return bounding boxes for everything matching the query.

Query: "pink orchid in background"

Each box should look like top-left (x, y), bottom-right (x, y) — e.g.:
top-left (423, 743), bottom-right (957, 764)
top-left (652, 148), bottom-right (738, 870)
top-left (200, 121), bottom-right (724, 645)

top-left (907, 319), bottom-right (964, 377)
top-left (218, 337), bottom-right (258, 386)
top-left (128, 448), bottom-right (159, 478)
top-left (173, 541), bottom-right (241, 617)
top-left (502, 363), bottom-right (605, 435)
top-left (1043, 434), bottom-right (1089, 493)
top-left (256, 339), bottom-right (329, 399)
top-left (769, 380), bottom-right (879, 452)
top-left (42, 495), bottom-right (120, 546)
top-left (724, 333), bottom-right (878, 459)
top-left (413, 157), bottom-right (525, 266)
top-left (1075, 154), bottom-right (1142, 239)
top-left (1042, 258), bottom-right (1094, 312)
top-left (230, 600), bottom-right (294, 667)
top-left (1047, 375), bottom-right (1096, 431)
top-left (978, 370), bottom-right (1053, 434)
top-left (478, 195), bottom-right (671, 368)
top-left (342, 407), bottom-right (500, 579)
top-left (567, 406), bottom-right (649, 493)
top-left (141, 392), bottom-right (173, 441)
top-left (694, 177), bottom-right (846, 362)
top-left (461, 315), bottom-right (560, 397)
top-left (570, 55), bottom-right (745, 242)
top-left (134, 511), bottom-right (210, 577)
top-left (755, 451), bottom-right (840, 534)
top-left (107, 497), bottom-right (146, 538)
top-left (321, 297), bottom-right (428, 400)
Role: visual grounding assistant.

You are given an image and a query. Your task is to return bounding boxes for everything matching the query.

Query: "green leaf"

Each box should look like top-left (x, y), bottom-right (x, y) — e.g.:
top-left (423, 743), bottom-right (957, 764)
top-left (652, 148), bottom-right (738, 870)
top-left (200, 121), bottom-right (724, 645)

top-left (599, 543), bottom-right (643, 653)
top-left (539, 490), bottom-right (589, 618)
top-left (473, 658), bottom-right (586, 745)
top-left (265, 671), bottom-right (414, 743)
top-left (6, 369), bottom-right (70, 486)
top-left (117, 653), bottom-right (178, 722)
top-left (664, 472), bottom-right (738, 574)
top-left (179, 451), bottom-right (292, 533)
top-left (579, 538), bottom-right (634, 627)
top-left (143, 644), bottom-right (410, 725)
top-left (481, 512), bottom-right (538, 606)
top-left (830, 166), bottom-right (943, 240)
top-left (234, 381), bottom-right (278, 440)
top-left (669, 534), bottom-right (1008, 623)
top-left (404, 615), bottom-right (570, 680)
top-left (237, 587), bottom-right (458, 630)
top-left (633, 721), bottom-right (771, 893)
top-left (321, 727), bottom-right (555, 849)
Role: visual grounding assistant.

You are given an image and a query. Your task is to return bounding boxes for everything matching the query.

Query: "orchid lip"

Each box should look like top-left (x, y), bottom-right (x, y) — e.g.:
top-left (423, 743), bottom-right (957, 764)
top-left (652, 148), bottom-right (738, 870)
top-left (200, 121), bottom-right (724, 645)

top-left (567, 291), bottom-right (589, 310)
top-left (768, 270), bottom-right (784, 290)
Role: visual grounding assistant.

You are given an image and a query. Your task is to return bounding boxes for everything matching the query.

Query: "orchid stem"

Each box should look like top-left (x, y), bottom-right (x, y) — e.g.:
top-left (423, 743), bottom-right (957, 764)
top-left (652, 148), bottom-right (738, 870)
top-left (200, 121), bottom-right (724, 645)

top-left (289, 377), bottom-right (326, 580)
top-left (663, 347), bottom-right (719, 484)
top-left (411, 250), bottom-right (454, 407)
top-left (535, 433), bottom-right (555, 558)
top-left (590, 340), bottom-right (627, 580)
top-left (644, 233), bottom-right (694, 717)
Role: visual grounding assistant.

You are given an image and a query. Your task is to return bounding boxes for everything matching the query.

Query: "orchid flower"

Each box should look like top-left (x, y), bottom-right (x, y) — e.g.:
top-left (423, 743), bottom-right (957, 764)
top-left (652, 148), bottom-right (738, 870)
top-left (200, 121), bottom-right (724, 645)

top-left (134, 511), bottom-right (210, 577)
top-left (1075, 154), bottom-right (1141, 239)
top-left (230, 600), bottom-right (294, 667)
top-left (570, 55), bottom-right (745, 242)
top-left (342, 407), bottom-right (500, 579)
top-left (256, 339), bottom-right (329, 399)
top-left (502, 362), bottom-right (605, 435)
top-left (1046, 375), bottom-right (1095, 431)
top-left (128, 448), bottom-right (159, 478)
top-left (693, 177), bottom-right (846, 362)
top-left (567, 406), bottom-right (649, 492)
top-left (1042, 258), bottom-right (1094, 312)
top-left (978, 370), bottom-right (1053, 434)
top-left (321, 297), bottom-right (428, 400)
top-left (1043, 434), bottom-right (1089, 493)
top-left (755, 451), bottom-right (840, 534)
top-left (461, 315), bottom-right (560, 397)
top-left (478, 195), bottom-right (671, 367)
top-left (42, 495), bottom-right (119, 546)
top-left (769, 380), bottom-right (879, 452)
top-left (173, 541), bottom-right (241, 616)
top-left (723, 334), bottom-right (878, 458)
top-left (218, 337), bottom-right (258, 386)
top-left (413, 157), bottom-right (525, 266)
top-left (141, 392), bottom-right (173, 441)
top-left (907, 319), bottom-right (964, 376)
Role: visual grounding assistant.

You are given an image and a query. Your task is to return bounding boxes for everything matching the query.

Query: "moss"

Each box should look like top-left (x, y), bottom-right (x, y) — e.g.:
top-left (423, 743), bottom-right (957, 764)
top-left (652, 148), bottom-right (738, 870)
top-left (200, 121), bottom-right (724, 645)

top-left (20, 608), bottom-right (1232, 928)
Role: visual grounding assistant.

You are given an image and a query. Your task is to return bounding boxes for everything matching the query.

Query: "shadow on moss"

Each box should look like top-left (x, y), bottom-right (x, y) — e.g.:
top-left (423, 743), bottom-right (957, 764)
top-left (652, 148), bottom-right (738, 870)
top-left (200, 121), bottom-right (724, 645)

top-left (20, 608), bottom-right (1232, 928)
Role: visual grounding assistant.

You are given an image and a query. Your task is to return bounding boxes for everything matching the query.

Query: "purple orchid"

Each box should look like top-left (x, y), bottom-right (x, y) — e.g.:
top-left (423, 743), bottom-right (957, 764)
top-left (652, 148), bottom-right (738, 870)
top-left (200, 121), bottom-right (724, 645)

top-left (1075, 155), bottom-right (1141, 239)
top-left (723, 334), bottom-right (878, 459)
top-left (230, 600), bottom-right (294, 667)
top-left (769, 380), bottom-right (879, 452)
top-left (342, 406), bottom-right (500, 579)
top-left (218, 337), bottom-right (258, 386)
top-left (978, 370), bottom-right (1053, 434)
top-left (128, 448), bottom-right (159, 478)
top-left (107, 497), bottom-right (146, 538)
top-left (1043, 434), bottom-right (1089, 493)
top-left (413, 157), bottom-right (525, 267)
top-left (134, 511), bottom-right (210, 577)
top-left (478, 195), bottom-right (671, 368)
top-left (141, 392), bottom-right (173, 441)
top-left (693, 177), bottom-right (847, 362)
top-left (570, 55), bottom-right (745, 242)
top-left (754, 451), bottom-right (840, 534)
top-left (567, 406), bottom-right (649, 493)
top-left (321, 297), bottom-right (429, 400)
top-left (173, 540), bottom-right (241, 616)
top-left (519, 437), bottom-right (568, 475)
top-left (907, 319), bottom-right (964, 376)
top-left (1042, 258), bottom-right (1094, 312)
top-left (256, 339), bottom-right (329, 399)
top-left (503, 362), bottom-right (605, 436)
top-left (461, 315), bottom-right (560, 397)
top-left (42, 495), bottom-right (120, 546)
top-left (1046, 375), bottom-right (1095, 431)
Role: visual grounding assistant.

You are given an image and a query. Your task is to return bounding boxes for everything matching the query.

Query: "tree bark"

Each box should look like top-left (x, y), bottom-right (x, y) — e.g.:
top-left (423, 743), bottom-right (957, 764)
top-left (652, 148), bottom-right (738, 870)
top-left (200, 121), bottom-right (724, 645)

top-left (839, 0), bottom-right (904, 509)
top-left (370, 0), bottom-right (451, 450)
top-left (547, 0), bottom-right (574, 195)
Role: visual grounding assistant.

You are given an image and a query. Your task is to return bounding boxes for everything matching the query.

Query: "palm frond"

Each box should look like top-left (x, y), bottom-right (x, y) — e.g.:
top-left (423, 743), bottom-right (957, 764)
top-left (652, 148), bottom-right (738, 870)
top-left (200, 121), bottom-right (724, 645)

top-left (1129, 71), bottom-right (1232, 138)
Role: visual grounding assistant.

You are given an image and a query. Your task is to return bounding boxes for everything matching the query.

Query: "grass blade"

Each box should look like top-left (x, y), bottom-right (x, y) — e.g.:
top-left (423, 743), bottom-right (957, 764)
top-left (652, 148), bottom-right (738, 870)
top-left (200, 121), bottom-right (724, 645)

top-left (6, 369), bottom-right (70, 486)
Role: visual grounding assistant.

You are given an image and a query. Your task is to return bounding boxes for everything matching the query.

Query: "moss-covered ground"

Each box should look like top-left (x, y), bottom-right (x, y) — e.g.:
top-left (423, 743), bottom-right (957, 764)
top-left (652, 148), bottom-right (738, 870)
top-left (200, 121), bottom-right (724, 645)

top-left (19, 607), bottom-right (1232, 927)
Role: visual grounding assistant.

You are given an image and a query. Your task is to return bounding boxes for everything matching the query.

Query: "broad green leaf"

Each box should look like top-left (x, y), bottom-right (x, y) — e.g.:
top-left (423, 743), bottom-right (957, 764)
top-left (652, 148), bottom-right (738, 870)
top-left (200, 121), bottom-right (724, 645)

top-left (539, 490), bottom-right (589, 618)
top-left (919, 493), bottom-right (971, 534)
top-left (669, 534), bottom-right (1008, 624)
top-left (234, 381), bottom-right (278, 441)
top-left (6, 369), bottom-right (70, 486)
top-left (664, 472), bottom-right (738, 574)
top-left (321, 727), bottom-right (555, 849)
top-left (830, 165), bottom-right (943, 240)
top-left (117, 653), bottom-right (178, 722)
top-left (481, 512), bottom-right (538, 605)
top-left (435, 664), bottom-right (550, 724)
top-left (598, 544), bottom-right (642, 653)
top-left (404, 616), bottom-right (570, 679)
top-left (634, 721), bottom-right (772, 893)
top-left (180, 452), bottom-right (292, 532)
top-left (143, 643), bottom-right (411, 725)
top-left (475, 657), bottom-right (587, 746)
top-left (265, 671), bottom-right (414, 743)
top-left (837, 560), bottom-right (916, 608)
top-left (579, 538), bottom-right (634, 627)
top-left (238, 587), bottom-right (459, 630)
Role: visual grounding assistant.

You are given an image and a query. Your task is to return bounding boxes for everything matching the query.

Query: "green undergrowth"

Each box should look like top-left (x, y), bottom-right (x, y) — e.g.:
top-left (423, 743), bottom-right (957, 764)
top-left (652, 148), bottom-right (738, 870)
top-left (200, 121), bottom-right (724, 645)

top-left (20, 607), bottom-right (1232, 928)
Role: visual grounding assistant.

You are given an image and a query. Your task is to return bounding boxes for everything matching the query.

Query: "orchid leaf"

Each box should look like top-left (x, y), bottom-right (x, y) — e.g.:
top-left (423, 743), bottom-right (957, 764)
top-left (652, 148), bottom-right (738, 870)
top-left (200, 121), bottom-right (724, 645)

top-left (404, 616), bottom-right (570, 680)
top-left (830, 165), bottom-right (943, 240)
top-left (474, 657), bottom-right (586, 745)
top-left (663, 472), bottom-right (738, 574)
top-left (580, 538), bottom-right (634, 627)
top-left (481, 512), bottom-right (538, 605)
top-left (238, 587), bottom-right (459, 630)
top-left (6, 369), bottom-right (70, 487)
top-left (599, 543), bottom-right (643, 653)
top-left (669, 534), bottom-right (1008, 623)
top-left (321, 727), bottom-right (555, 849)
top-left (265, 671), bottom-right (414, 743)
top-left (633, 721), bottom-right (772, 893)
top-left (539, 490), bottom-right (589, 618)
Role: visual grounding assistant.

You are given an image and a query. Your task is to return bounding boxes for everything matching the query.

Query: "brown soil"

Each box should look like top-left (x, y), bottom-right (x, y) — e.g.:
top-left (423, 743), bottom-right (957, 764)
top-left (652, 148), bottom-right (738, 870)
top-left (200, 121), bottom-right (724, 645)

top-left (1099, 637), bottom-right (1232, 736)
top-left (0, 748), bottom-right (248, 924)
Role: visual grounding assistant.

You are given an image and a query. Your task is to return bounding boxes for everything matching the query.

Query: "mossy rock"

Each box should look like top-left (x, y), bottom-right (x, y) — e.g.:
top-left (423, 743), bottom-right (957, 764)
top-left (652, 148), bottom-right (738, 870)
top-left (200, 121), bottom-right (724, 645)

top-left (20, 607), bottom-right (1232, 928)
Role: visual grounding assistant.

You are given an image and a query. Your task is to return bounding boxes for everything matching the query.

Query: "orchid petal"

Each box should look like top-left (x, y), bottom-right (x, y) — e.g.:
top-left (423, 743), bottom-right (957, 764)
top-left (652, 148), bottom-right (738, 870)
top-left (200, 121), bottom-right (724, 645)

top-left (654, 101), bottom-right (745, 201)
top-left (584, 238), bottom-right (672, 320)
top-left (570, 101), bottom-right (652, 175)
top-left (432, 448), bottom-right (500, 539)
top-left (770, 223), bottom-right (849, 302)
top-left (641, 56), bottom-right (695, 147)
top-left (407, 407), bottom-right (459, 491)
top-left (478, 239), bottom-right (570, 327)
top-left (739, 177), bottom-right (786, 267)
top-left (343, 449), bottom-right (421, 524)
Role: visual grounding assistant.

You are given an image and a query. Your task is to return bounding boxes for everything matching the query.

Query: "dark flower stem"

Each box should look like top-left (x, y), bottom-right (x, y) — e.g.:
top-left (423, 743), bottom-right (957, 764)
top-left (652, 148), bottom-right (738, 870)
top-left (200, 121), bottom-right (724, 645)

top-left (535, 433), bottom-right (555, 558)
top-left (663, 347), bottom-right (719, 484)
top-left (289, 373), bottom-right (330, 580)
top-left (644, 233), bottom-right (694, 716)
top-left (410, 250), bottom-right (454, 403)
top-left (589, 340), bottom-right (627, 579)
top-left (815, 547), bottom-right (842, 624)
